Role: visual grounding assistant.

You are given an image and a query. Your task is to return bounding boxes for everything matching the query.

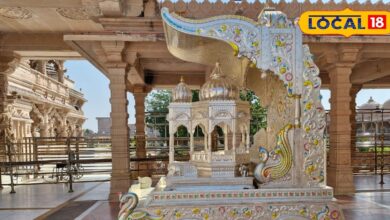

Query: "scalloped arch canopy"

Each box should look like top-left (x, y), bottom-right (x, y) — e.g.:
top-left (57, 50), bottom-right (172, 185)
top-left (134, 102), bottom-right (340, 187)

top-left (161, 7), bottom-right (328, 187)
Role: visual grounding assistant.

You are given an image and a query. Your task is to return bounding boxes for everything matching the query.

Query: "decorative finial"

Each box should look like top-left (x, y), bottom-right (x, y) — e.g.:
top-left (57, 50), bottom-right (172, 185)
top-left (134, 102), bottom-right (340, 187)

top-left (211, 62), bottom-right (224, 78)
top-left (368, 96), bottom-right (374, 102)
top-left (180, 76), bottom-right (184, 83)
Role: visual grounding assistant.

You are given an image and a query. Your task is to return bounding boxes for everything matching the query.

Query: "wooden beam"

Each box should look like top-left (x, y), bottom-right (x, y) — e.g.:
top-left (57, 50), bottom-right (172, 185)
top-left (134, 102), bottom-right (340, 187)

top-left (141, 58), bottom-right (206, 72)
top-left (361, 75), bottom-right (390, 88)
top-left (0, 33), bottom-right (73, 52)
top-left (145, 71), bottom-right (205, 88)
top-left (0, 0), bottom-right (82, 8)
top-left (64, 34), bottom-right (164, 42)
top-left (98, 17), bottom-right (163, 33)
top-left (65, 40), bottom-right (109, 77)
top-left (351, 59), bottom-right (390, 84)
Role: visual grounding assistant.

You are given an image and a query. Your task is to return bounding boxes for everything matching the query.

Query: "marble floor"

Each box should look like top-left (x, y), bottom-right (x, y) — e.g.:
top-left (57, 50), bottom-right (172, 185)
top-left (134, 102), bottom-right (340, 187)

top-left (0, 175), bottom-right (389, 220)
top-left (0, 182), bottom-right (108, 220)
top-left (354, 174), bottom-right (390, 192)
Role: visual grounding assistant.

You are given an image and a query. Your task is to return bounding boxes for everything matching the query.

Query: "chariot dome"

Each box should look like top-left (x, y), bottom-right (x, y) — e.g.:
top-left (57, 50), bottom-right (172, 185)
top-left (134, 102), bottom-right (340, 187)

top-left (172, 76), bottom-right (192, 103)
top-left (199, 63), bottom-right (239, 101)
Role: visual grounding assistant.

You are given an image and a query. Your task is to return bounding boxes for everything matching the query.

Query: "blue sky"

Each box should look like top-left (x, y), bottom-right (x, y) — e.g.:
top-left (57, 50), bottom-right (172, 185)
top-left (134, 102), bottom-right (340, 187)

top-left (64, 61), bottom-right (135, 131)
top-left (65, 61), bottom-right (390, 131)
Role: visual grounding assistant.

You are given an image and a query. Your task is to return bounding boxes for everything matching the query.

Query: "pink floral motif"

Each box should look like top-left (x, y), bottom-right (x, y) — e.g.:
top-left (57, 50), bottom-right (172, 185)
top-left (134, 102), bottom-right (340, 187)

top-left (304, 143), bottom-right (310, 151)
top-left (285, 73), bottom-right (293, 81)
top-left (255, 206), bottom-right (263, 212)
top-left (330, 210), bottom-right (340, 220)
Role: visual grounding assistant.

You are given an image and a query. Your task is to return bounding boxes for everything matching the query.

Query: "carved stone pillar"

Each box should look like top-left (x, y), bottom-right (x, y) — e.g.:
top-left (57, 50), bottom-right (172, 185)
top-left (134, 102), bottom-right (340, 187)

top-left (101, 41), bottom-right (132, 199)
top-left (15, 121), bottom-right (20, 140)
top-left (57, 60), bottom-right (65, 83)
top-left (0, 53), bottom-right (19, 148)
top-left (60, 125), bottom-right (68, 137)
top-left (169, 133), bottom-right (174, 163)
top-left (144, 0), bottom-right (157, 17)
top-left (350, 85), bottom-right (362, 152)
top-left (224, 125), bottom-right (229, 151)
top-left (38, 124), bottom-right (47, 137)
top-left (109, 66), bottom-right (131, 199)
top-left (246, 129), bottom-right (250, 150)
top-left (190, 132), bottom-right (194, 153)
top-left (134, 90), bottom-right (147, 158)
top-left (59, 116), bottom-right (68, 137)
top-left (38, 60), bottom-right (47, 75)
top-left (327, 63), bottom-right (356, 195)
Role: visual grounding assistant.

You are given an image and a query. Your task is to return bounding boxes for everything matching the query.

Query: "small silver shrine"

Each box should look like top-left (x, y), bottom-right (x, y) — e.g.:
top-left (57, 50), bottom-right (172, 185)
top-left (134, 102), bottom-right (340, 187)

top-left (167, 63), bottom-right (253, 189)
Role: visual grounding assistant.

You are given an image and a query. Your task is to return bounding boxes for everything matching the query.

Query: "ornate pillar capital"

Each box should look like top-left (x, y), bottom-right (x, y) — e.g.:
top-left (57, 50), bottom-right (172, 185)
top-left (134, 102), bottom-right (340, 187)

top-left (319, 44), bottom-right (363, 73)
top-left (0, 52), bottom-right (20, 142)
top-left (101, 41), bottom-right (128, 77)
top-left (0, 52), bottom-right (20, 75)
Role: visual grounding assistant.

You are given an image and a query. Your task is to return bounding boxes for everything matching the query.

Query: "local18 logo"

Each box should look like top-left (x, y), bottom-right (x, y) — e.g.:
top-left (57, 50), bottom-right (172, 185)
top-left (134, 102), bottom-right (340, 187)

top-left (298, 9), bottom-right (390, 37)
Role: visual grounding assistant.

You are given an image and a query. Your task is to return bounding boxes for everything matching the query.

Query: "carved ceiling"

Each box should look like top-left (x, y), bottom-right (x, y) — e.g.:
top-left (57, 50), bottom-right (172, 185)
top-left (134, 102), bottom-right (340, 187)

top-left (56, 7), bottom-right (102, 20)
top-left (0, 7), bottom-right (32, 19)
top-left (1, 0), bottom-right (390, 88)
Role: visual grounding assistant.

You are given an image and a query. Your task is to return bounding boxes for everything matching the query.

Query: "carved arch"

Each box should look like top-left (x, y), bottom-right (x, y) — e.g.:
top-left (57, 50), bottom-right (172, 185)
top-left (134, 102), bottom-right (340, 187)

top-left (192, 122), bottom-right (207, 135)
top-left (174, 112), bottom-right (190, 121)
top-left (162, 8), bottom-right (326, 186)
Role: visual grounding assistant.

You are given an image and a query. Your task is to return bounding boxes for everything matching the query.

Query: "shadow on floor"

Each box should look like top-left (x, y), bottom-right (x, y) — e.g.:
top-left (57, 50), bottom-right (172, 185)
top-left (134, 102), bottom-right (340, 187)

top-left (37, 201), bottom-right (96, 220)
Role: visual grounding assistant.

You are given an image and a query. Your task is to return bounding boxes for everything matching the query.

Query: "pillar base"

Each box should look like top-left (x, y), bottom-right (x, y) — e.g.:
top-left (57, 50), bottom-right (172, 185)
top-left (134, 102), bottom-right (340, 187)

top-left (136, 135), bottom-right (146, 158)
top-left (327, 165), bottom-right (355, 195)
top-left (109, 172), bottom-right (132, 201)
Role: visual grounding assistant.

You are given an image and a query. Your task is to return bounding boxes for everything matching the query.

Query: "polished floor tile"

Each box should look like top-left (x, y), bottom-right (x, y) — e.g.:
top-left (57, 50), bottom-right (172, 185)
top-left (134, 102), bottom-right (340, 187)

top-left (0, 175), bottom-right (389, 220)
top-left (0, 209), bottom-right (49, 220)
top-left (0, 182), bottom-right (101, 209)
top-left (354, 175), bottom-right (390, 191)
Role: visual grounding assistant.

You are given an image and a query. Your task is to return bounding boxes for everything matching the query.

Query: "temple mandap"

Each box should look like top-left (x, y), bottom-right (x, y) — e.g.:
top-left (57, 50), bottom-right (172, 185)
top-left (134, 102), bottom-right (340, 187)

top-left (1, 0), bottom-right (390, 220)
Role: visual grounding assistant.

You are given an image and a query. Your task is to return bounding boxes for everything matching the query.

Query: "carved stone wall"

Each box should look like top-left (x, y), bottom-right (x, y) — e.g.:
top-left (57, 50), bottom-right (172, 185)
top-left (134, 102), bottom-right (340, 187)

top-left (2, 60), bottom-right (86, 140)
top-left (248, 72), bottom-right (294, 156)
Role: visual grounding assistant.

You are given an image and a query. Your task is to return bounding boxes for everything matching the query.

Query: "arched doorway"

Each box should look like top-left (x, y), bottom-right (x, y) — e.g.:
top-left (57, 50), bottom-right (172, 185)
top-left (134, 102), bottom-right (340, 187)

top-left (174, 125), bottom-right (190, 161)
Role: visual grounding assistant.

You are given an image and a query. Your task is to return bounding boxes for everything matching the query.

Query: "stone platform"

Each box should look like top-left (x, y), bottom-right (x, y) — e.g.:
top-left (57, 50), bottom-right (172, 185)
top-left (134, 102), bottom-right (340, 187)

top-left (132, 186), bottom-right (343, 219)
top-left (136, 201), bottom-right (342, 220)
top-left (146, 186), bottom-right (334, 206)
top-left (166, 177), bottom-right (254, 191)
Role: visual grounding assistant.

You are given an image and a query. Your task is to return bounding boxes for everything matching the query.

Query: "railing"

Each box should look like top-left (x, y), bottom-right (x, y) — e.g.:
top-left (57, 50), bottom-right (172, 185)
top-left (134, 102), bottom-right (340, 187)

top-left (69, 88), bottom-right (85, 99)
top-left (9, 64), bottom-right (85, 107)
top-left (325, 109), bottom-right (390, 184)
top-left (0, 136), bottom-right (182, 193)
top-left (191, 151), bottom-right (209, 162)
top-left (0, 134), bottom-right (225, 193)
top-left (25, 65), bottom-right (69, 97)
